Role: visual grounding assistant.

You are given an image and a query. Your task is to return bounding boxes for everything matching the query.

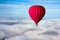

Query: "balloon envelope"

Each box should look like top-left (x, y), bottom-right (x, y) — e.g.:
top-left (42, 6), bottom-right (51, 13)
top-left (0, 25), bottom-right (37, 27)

top-left (29, 5), bottom-right (46, 25)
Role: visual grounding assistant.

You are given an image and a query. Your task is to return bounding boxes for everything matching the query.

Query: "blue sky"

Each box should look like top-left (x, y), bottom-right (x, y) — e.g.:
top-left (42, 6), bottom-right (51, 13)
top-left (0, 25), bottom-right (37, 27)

top-left (0, 0), bottom-right (60, 19)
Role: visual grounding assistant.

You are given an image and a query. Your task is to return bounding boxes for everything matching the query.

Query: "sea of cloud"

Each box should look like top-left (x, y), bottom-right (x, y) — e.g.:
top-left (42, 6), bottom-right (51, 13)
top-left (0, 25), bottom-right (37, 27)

top-left (0, 19), bottom-right (60, 40)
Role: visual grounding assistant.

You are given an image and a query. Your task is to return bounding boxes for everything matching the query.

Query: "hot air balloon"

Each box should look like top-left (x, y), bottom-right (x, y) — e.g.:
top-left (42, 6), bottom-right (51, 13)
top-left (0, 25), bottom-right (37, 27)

top-left (29, 5), bottom-right (46, 26)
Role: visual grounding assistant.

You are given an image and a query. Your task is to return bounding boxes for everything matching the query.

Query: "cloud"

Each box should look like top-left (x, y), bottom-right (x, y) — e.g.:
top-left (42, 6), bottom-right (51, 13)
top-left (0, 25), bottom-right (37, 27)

top-left (41, 31), bottom-right (59, 36)
top-left (5, 35), bottom-right (31, 40)
top-left (0, 31), bottom-right (5, 40)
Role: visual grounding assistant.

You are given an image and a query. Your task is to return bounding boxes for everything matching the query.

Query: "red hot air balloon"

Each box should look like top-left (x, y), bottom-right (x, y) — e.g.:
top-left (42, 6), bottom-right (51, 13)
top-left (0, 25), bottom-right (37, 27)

top-left (29, 5), bottom-right (46, 26)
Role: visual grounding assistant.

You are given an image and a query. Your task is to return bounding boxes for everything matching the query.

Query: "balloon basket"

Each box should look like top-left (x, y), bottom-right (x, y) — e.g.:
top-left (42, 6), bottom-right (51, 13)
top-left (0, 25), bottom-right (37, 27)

top-left (36, 24), bottom-right (38, 26)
